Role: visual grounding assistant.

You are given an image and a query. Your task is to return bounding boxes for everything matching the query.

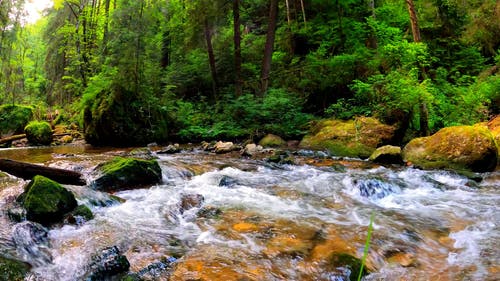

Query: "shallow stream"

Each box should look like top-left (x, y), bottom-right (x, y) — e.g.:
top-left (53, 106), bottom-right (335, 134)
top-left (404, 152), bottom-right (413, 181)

top-left (0, 145), bottom-right (498, 280)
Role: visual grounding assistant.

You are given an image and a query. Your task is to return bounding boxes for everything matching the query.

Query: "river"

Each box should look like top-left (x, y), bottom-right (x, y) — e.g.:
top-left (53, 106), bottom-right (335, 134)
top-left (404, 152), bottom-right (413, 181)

top-left (0, 145), bottom-right (498, 280)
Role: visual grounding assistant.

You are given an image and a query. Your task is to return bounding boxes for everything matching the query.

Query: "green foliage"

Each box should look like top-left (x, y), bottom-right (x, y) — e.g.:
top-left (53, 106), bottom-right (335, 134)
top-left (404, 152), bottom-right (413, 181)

top-left (0, 104), bottom-right (33, 136)
top-left (358, 212), bottom-right (374, 281)
top-left (0, 256), bottom-right (31, 281)
top-left (24, 121), bottom-right (53, 145)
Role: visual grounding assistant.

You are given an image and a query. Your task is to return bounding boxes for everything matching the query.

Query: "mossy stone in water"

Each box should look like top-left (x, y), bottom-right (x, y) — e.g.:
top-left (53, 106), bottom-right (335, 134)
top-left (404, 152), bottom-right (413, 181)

top-left (92, 157), bottom-right (162, 191)
top-left (24, 121), bottom-right (53, 145)
top-left (329, 253), bottom-right (368, 281)
top-left (18, 175), bottom-right (77, 225)
top-left (259, 134), bottom-right (287, 147)
top-left (0, 256), bottom-right (31, 281)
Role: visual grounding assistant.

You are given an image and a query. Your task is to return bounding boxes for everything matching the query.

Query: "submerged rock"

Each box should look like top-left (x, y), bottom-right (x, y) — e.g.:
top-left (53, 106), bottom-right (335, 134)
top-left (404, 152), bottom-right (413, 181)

top-left (326, 253), bottom-right (369, 281)
top-left (369, 145), bottom-right (403, 165)
top-left (65, 205), bottom-right (94, 225)
top-left (134, 256), bottom-right (177, 280)
top-left (354, 179), bottom-right (400, 199)
top-left (17, 175), bottom-right (77, 226)
top-left (91, 157), bottom-right (162, 192)
top-left (218, 175), bottom-right (238, 187)
top-left (402, 125), bottom-right (498, 172)
top-left (180, 194), bottom-right (204, 213)
top-left (300, 117), bottom-right (395, 159)
top-left (12, 221), bottom-right (52, 266)
top-left (259, 134), bottom-right (287, 148)
top-left (0, 255), bottom-right (31, 281)
top-left (87, 246), bottom-right (130, 281)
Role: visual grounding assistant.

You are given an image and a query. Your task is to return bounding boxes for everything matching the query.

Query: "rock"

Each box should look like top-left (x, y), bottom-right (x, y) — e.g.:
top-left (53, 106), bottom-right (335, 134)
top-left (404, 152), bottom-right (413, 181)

top-left (197, 206), bottom-right (222, 219)
top-left (327, 253), bottom-right (369, 281)
top-left (87, 246), bottom-right (130, 280)
top-left (354, 179), bottom-right (400, 199)
top-left (266, 150), bottom-right (295, 165)
top-left (17, 175), bottom-right (77, 225)
top-left (91, 157), bottom-right (162, 192)
top-left (241, 143), bottom-right (263, 157)
top-left (12, 221), bottom-right (52, 266)
top-left (402, 125), bottom-right (498, 172)
top-left (369, 145), bottom-right (403, 165)
top-left (65, 205), bottom-right (94, 225)
top-left (134, 256), bottom-right (177, 280)
top-left (60, 135), bottom-right (73, 144)
top-left (128, 148), bottom-right (155, 159)
top-left (487, 115), bottom-right (500, 155)
top-left (300, 117), bottom-right (395, 159)
top-left (7, 206), bottom-right (26, 222)
top-left (218, 175), bottom-right (238, 187)
top-left (259, 134), bottom-right (287, 148)
top-left (157, 144), bottom-right (181, 154)
top-left (24, 121), bottom-right (53, 146)
top-left (0, 255), bottom-right (31, 281)
top-left (201, 141), bottom-right (217, 151)
top-left (180, 194), bottom-right (204, 213)
top-left (214, 141), bottom-right (238, 154)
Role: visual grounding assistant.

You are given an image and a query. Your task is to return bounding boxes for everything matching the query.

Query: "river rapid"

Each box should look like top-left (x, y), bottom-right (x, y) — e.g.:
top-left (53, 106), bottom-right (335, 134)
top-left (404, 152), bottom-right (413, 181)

top-left (0, 145), bottom-right (498, 280)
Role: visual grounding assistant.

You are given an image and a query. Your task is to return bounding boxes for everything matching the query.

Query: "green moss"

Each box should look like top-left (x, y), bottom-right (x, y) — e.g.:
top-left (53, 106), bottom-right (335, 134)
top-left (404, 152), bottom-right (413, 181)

top-left (93, 157), bottom-right (162, 191)
top-left (258, 134), bottom-right (287, 147)
top-left (24, 121), bottom-right (53, 145)
top-left (0, 256), bottom-right (31, 281)
top-left (72, 205), bottom-right (94, 221)
top-left (369, 145), bottom-right (403, 164)
top-left (19, 175), bottom-right (77, 225)
top-left (0, 105), bottom-right (33, 137)
top-left (329, 253), bottom-right (369, 281)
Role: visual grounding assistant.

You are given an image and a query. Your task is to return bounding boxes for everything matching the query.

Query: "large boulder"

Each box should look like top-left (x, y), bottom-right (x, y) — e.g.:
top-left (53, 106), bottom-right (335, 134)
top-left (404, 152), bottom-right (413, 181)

top-left (86, 246), bottom-right (130, 280)
top-left (0, 256), bottom-right (31, 281)
top-left (402, 125), bottom-right (498, 173)
top-left (300, 117), bottom-right (395, 159)
top-left (488, 115), bottom-right (500, 154)
top-left (258, 134), bottom-right (286, 148)
top-left (91, 157), bottom-right (162, 191)
top-left (17, 175), bottom-right (77, 226)
top-left (24, 121), bottom-right (53, 145)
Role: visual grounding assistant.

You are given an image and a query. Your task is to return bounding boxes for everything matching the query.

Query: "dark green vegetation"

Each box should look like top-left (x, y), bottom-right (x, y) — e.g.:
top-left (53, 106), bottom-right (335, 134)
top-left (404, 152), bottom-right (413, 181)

top-left (24, 121), bottom-right (53, 145)
top-left (0, 256), bottom-right (31, 281)
top-left (17, 175), bottom-right (77, 225)
top-left (91, 157), bottom-right (162, 191)
top-left (0, 0), bottom-right (499, 146)
top-left (0, 105), bottom-right (33, 137)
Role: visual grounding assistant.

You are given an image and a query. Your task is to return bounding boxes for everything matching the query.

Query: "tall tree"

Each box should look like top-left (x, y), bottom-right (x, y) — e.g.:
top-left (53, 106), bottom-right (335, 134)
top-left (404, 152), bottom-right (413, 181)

top-left (260, 0), bottom-right (279, 95)
top-left (406, 0), bottom-right (421, 42)
top-left (234, 0), bottom-right (242, 96)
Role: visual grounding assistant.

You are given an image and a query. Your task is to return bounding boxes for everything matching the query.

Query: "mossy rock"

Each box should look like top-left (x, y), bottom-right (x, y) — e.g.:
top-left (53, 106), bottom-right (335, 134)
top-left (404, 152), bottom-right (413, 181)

top-left (329, 253), bottom-right (369, 281)
top-left (91, 157), bottom-right (162, 192)
top-left (369, 145), bottom-right (403, 165)
top-left (0, 256), bottom-right (31, 281)
top-left (24, 121), bottom-right (53, 145)
top-left (300, 117), bottom-right (395, 159)
top-left (0, 104), bottom-right (33, 137)
top-left (18, 175), bottom-right (77, 225)
top-left (487, 115), bottom-right (500, 156)
top-left (258, 134), bottom-right (287, 147)
top-left (402, 125), bottom-right (498, 173)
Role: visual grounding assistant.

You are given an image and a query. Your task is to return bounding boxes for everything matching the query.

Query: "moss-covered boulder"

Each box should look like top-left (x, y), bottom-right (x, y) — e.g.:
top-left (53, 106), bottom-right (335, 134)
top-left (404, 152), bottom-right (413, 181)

top-left (24, 121), bottom-right (53, 145)
top-left (0, 256), bottom-right (31, 281)
top-left (17, 175), bottom-right (77, 226)
top-left (0, 104), bottom-right (33, 137)
top-left (91, 157), bottom-right (162, 191)
top-left (300, 117), bottom-right (395, 159)
top-left (402, 125), bottom-right (498, 173)
top-left (369, 145), bottom-right (403, 165)
top-left (488, 115), bottom-right (500, 154)
top-left (259, 134), bottom-right (287, 147)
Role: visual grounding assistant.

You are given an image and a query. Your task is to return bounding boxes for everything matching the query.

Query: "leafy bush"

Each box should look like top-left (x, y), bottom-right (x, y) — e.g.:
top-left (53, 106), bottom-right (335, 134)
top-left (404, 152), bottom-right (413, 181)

top-left (0, 105), bottom-right (34, 136)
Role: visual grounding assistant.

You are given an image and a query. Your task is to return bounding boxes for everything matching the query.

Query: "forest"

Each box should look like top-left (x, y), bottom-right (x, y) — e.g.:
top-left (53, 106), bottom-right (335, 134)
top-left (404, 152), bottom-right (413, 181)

top-left (0, 0), bottom-right (499, 146)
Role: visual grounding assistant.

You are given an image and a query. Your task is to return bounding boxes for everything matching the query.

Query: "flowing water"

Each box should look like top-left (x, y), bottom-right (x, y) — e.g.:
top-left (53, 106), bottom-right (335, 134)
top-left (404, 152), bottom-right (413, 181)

top-left (0, 145), bottom-right (499, 280)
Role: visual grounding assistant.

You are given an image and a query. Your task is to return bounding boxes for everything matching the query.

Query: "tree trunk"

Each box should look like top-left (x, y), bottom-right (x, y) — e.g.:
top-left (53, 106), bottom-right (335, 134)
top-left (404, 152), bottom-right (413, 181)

top-left (204, 18), bottom-right (218, 99)
top-left (260, 0), bottom-right (279, 95)
top-left (0, 159), bottom-right (86, 186)
top-left (285, 0), bottom-right (291, 25)
top-left (406, 0), bottom-right (421, 42)
top-left (0, 134), bottom-right (26, 144)
top-left (233, 0), bottom-right (242, 97)
top-left (299, 0), bottom-right (306, 26)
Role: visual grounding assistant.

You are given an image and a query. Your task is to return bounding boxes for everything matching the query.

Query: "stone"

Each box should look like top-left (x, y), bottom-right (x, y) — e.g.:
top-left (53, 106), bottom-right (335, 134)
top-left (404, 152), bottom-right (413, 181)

top-left (65, 205), bottom-right (94, 225)
top-left (241, 143), bottom-right (263, 157)
top-left (180, 194), bottom-right (204, 213)
top-left (12, 221), bottom-right (52, 266)
top-left (24, 121), bottom-right (53, 146)
top-left (402, 125), bottom-right (498, 172)
top-left (157, 144), bottom-right (181, 154)
top-left (17, 175), bottom-right (77, 226)
top-left (300, 117), bottom-right (395, 159)
top-left (91, 157), bottom-right (162, 192)
top-left (487, 115), bottom-right (500, 155)
top-left (87, 246), bottom-right (130, 280)
top-left (369, 145), bottom-right (403, 164)
top-left (214, 141), bottom-right (238, 154)
top-left (258, 134), bottom-right (287, 148)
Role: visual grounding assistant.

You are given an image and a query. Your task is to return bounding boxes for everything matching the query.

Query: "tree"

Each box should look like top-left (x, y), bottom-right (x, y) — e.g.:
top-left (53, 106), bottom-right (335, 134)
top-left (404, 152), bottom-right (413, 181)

top-left (260, 0), bottom-right (279, 95)
top-left (234, 0), bottom-right (242, 96)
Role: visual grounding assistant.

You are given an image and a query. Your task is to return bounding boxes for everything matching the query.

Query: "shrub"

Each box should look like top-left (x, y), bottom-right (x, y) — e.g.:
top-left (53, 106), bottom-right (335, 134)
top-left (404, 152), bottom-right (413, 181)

top-left (0, 105), bottom-right (33, 136)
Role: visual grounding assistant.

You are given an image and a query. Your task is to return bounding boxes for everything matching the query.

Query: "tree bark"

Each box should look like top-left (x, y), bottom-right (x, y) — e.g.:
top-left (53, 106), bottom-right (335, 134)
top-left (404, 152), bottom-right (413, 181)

top-left (0, 159), bottom-right (86, 186)
top-left (204, 18), bottom-right (218, 99)
top-left (406, 0), bottom-right (421, 42)
top-left (233, 0), bottom-right (242, 97)
top-left (0, 134), bottom-right (26, 144)
top-left (260, 0), bottom-right (279, 95)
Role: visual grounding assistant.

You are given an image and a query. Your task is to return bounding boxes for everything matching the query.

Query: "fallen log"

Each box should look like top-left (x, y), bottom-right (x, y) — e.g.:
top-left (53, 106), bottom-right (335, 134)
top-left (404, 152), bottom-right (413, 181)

top-left (0, 134), bottom-right (26, 144)
top-left (0, 158), bottom-right (86, 186)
